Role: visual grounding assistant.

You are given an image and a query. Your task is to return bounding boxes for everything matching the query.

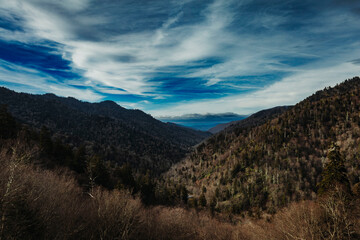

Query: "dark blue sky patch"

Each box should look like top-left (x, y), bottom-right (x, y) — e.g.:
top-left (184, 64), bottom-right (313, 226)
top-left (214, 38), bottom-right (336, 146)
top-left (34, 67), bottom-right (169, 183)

top-left (0, 13), bottom-right (24, 32)
top-left (151, 77), bottom-right (225, 98)
top-left (153, 58), bottom-right (223, 76)
top-left (224, 73), bottom-right (285, 86)
top-left (0, 40), bottom-right (79, 79)
top-left (189, 58), bottom-right (224, 68)
top-left (277, 56), bottom-right (319, 67)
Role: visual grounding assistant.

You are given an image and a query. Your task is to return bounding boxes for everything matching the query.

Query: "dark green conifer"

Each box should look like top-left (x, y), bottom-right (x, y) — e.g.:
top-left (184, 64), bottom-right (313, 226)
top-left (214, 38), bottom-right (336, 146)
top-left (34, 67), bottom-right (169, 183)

top-left (199, 193), bottom-right (207, 207)
top-left (318, 143), bottom-right (351, 195)
top-left (181, 185), bottom-right (188, 204)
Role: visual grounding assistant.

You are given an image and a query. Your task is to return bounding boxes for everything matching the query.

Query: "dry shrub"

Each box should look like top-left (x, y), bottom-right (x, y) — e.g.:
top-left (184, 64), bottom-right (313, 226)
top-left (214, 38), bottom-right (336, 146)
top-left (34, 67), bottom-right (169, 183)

top-left (0, 144), bottom-right (92, 239)
top-left (318, 186), bottom-right (359, 240)
top-left (237, 201), bottom-right (322, 240)
top-left (272, 201), bottom-right (324, 239)
top-left (239, 197), bottom-right (360, 240)
top-left (90, 187), bottom-right (142, 240)
top-left (0, 142), bottom-right (145, 240)
top-left (137, 206), bottom-right (251, 240)
top-left (197, 216), bottom-right (246, 240)
top-left (138, 206), bottom-right (198, 240)
top-left (21, 168), bottom-right (92, 239)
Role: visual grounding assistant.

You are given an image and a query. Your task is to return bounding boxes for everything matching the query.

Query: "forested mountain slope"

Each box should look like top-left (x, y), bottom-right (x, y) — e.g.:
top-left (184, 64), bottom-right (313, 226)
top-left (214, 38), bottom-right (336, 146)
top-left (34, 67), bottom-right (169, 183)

top-left (166, 77), bottom-right (360, 214)
top-left (0, 87), bottom-right (210, 173)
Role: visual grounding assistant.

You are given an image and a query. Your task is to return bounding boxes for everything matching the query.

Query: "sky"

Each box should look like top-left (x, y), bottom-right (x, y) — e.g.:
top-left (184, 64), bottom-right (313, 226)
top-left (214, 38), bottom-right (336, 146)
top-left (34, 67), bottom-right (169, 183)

top-left (0, 0), bottom-right (360, 117)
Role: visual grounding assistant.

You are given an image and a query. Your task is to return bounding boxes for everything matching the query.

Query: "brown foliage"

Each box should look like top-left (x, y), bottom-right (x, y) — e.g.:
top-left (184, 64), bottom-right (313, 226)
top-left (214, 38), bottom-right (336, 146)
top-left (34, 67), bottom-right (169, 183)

top-left (0, 143), bottom-right (141, 240)
top-left (241, 198), bottom-right (360, 240)
top-left (1, 140), bottom-right (359, 240)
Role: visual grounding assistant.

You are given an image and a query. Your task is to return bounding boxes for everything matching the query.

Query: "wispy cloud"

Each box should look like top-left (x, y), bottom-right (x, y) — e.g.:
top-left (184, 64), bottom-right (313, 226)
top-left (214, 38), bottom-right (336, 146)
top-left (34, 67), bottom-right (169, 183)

top-left (149, 62), bottom-right (360, 116)
top-left (0, 0), bottom-right (359, 115)
top-left (0, 59), bottom-right (102, 101)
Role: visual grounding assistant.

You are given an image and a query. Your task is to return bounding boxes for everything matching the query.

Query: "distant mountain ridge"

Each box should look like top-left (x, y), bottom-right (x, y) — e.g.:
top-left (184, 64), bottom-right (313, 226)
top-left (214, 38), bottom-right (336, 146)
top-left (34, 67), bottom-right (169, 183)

top-left (158, 113), bottom-right (247, 131)
top-left (0, 87), bottom-right (211, 173)
top-left (208, 106), bottom-right (290, 134)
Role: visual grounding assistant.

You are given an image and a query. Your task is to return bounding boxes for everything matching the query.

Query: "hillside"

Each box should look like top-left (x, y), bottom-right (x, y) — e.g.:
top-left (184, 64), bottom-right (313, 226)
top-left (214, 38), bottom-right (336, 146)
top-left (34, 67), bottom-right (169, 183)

top-left (0, 87), bottom-right (211, 174)
top-left (165, 77), bottom-right (360, 215)
top-left (209, 106), bottom-right (290, 134)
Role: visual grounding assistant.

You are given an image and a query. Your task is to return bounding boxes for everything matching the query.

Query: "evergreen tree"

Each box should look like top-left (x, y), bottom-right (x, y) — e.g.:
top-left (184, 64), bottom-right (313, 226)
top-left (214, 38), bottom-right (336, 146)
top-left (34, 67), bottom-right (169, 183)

top-left (71, 145), bottom-right (87, 173)
top-left (180, 185), bottom-right (188, 204)
top-left (199, 193), bottom-right (207, 207)
top-left (88, 155), bottom-right (112, 188)
top-left (139, 171), bottom-right (155, 205)
top-left (318, 143), bottom-right (351, 195)
top-left (114, 163), bottom-right (136, 190)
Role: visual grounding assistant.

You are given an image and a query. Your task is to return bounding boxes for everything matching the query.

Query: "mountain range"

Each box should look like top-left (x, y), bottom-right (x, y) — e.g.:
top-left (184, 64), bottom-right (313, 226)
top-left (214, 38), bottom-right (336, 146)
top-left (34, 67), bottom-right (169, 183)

top-left (0, 87), bottom-right (211, 174)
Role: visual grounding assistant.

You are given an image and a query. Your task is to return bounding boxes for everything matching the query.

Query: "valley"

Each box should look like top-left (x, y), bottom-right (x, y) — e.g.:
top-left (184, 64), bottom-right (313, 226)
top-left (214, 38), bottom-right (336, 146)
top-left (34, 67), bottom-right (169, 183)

top-left (1, 77), bottom-right (360, 239)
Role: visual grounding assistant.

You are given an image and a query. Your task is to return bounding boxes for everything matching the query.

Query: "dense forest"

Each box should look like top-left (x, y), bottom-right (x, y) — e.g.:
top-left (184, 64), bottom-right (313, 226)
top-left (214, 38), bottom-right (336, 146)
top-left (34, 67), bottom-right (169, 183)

top-left (165, 77), bottom-right (360, 216)
top-left (1, 77), bottom-right (360, 239)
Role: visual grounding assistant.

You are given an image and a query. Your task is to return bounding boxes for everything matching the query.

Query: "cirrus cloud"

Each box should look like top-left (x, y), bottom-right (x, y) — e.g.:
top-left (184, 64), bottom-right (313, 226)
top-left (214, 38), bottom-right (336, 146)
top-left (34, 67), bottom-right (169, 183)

top-left (0, 0), bottom-right (359, 116)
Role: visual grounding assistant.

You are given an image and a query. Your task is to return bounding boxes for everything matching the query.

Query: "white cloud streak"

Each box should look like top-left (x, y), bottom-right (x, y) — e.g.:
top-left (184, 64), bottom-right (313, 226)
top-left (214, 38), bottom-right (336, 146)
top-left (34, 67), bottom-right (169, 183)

top-left (0, 0), bottom-right (240, 97)
top-left (0, 60), bottom-right (103, 101)
top-left (150, 62), bottom-right (360, 116)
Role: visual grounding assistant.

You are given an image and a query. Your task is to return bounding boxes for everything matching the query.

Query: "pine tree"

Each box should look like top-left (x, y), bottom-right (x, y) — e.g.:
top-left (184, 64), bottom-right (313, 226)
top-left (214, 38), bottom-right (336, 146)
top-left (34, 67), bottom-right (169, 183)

top-left (115, 163), bottom-right (135, 190)
top-left (72, 145), bottom-right (87, 173)
top-left (317, 143), bottom-right (351, 195)
top-left (138, 171), bottom-right (155, 205)
top-left (181, 185), bottom-right (188, 204)
top-left (199, 193), bottom-right (207, 207)
top-left (88, 155), bottom-right (111, 188)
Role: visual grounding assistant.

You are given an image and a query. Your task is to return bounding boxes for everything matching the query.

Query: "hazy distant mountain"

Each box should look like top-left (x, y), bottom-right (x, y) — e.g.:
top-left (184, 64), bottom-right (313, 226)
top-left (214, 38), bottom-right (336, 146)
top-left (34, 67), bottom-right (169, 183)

top-left (0, 87), bottom-right (211, 174)
top-left (209, 106), bottom-right (290, 134)
top-left (157, 113), bottom-right (247, 131)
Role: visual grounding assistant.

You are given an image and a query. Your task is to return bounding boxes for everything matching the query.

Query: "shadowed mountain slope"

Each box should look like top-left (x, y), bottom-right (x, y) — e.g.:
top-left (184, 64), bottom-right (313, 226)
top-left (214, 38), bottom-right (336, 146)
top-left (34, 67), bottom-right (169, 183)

top-left (0, 87), bottom-right (211, 173)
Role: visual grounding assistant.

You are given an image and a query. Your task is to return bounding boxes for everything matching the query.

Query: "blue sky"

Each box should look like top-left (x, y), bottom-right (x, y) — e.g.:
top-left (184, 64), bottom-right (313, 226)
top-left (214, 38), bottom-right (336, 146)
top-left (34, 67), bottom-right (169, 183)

top-left (0, 0), bottom-right (360, 117)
